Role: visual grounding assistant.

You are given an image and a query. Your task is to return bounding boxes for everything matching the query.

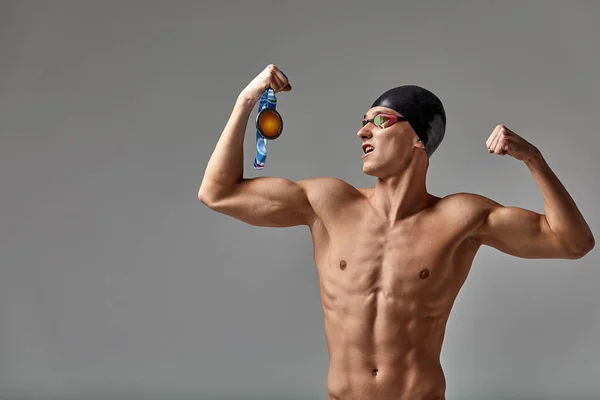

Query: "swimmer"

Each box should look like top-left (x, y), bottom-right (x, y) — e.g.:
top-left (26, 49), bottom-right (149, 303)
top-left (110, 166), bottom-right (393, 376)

top-left (198, 64), bottom-right (595, 400)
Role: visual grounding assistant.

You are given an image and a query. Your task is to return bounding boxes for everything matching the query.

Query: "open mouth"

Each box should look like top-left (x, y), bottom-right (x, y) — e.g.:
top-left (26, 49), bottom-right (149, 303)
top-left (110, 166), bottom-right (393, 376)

top-left (362, 144), bottom-right (375, 158)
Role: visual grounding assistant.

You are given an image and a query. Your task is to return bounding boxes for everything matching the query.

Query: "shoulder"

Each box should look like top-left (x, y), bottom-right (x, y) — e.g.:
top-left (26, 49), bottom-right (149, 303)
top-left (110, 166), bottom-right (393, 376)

top-left (435, 192), bottom-right (504, 227)
top-left (297, 177), bottom-right (358, 196)
top-left (294, 177), bottom-right (362, 229)
top-left (297, 177), bottom-right (362, 207)
top-left (438, 192), bottom-right (502, 209)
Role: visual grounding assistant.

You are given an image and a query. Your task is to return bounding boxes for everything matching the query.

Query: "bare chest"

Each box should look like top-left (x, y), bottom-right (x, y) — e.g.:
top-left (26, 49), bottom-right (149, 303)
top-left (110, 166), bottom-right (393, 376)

top-left (310, 206), bottom-right (478, 310)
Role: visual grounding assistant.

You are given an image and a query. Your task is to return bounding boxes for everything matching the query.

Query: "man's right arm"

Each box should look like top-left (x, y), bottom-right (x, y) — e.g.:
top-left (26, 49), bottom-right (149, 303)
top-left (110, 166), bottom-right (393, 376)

top-left (198, 93), bottom-right (318, 228)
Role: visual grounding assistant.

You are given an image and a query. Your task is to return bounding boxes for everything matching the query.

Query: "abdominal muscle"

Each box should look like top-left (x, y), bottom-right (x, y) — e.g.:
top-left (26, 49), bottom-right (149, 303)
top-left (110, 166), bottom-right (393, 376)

top-left (321, 291), bottom-right (450, 400)
top-left (307, 188), bottom-right (481, 400)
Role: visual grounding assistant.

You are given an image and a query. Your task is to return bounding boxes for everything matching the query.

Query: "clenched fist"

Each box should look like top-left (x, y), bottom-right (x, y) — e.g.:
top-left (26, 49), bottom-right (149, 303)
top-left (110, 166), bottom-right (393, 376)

top-left (239, 64), bottom-right (291, 104)
top-left (486, 124), bottom-right (539, 162)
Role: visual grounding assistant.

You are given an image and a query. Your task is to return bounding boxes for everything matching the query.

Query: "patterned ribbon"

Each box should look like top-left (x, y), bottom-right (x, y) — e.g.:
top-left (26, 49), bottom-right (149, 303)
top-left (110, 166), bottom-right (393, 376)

top-left (253, 70), bottom-right (288, 170)
top-left (253, 88), bottom-right (278, 170)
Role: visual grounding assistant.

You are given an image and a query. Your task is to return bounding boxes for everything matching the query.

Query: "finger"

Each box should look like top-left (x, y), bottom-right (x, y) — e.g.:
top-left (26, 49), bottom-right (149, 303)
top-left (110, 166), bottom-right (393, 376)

top-left (273, 66), bottom-right (289, 86)
top-left (485, 127), bottom-right (495, 149)
top-left (493, 136), bottom-right (509, 155)
top-left (489, 130), bottom-right (502, 153)
top-left (264, 65), bottom-right (282, 91)
top-left (486, 126), bottom-right (500, 151)
top-left (492, 135), bottom-right (503, 153)
top-left (277, 83), bottom-right (292, 93)
top-left (268, 65), bottom-right (289, 91)
top-left (270, 72), bottom-right (288, 93)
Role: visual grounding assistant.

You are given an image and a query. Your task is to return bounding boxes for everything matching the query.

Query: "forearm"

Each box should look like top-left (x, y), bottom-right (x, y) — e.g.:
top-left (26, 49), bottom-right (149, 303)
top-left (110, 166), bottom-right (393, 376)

top-left (199, 94), bottom-right (257, 200)
top-left (524, 149), bottom-right (595, 253)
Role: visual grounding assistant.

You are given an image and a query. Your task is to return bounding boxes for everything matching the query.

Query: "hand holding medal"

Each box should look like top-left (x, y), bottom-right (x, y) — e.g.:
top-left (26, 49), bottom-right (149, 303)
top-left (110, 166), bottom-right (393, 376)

top-left (238, 64), bottom-right (291, 170)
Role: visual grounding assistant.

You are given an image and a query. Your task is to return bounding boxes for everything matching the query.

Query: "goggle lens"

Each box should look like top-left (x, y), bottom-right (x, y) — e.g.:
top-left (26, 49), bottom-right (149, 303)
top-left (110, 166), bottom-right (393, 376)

top-left (362, 114), bottom-right (398, 129)
top-left (375, 115), bottom-right (393, 128)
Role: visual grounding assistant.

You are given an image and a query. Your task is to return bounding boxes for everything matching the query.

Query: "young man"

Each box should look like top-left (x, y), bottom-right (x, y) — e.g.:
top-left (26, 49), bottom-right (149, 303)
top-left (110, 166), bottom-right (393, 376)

top-left (198, 64), bottom-right (594, 400)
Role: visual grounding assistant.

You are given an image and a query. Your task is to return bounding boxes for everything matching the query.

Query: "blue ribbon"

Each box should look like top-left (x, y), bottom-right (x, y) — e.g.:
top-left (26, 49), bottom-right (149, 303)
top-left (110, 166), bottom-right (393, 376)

top-left (253, 70), bottom-right (288, 170)
top-left (253, 88), bottom-right (278, 170)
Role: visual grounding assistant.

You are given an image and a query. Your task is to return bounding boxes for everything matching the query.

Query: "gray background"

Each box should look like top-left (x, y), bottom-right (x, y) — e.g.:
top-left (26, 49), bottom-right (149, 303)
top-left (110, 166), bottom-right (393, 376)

top-left (1, 1), bottom-right (598, 399)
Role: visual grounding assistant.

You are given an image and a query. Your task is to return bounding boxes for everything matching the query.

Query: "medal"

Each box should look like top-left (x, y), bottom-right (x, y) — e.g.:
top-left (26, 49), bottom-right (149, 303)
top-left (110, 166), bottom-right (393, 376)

top-left (253, 71), bottom-right (287, 169)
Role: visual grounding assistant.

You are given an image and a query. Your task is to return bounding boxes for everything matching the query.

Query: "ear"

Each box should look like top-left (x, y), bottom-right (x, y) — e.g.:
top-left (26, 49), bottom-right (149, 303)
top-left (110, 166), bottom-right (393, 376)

top-left (414, 139), bottom-right (425, 151)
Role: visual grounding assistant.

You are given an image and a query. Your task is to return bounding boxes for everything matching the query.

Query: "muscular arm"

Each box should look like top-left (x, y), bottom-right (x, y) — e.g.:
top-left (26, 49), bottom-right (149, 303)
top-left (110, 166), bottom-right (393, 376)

top-left (202, 176), bottom-right (319, 227)
top-left (472, 151), bottom-right (594, 260)
top-left (471, 196), bottom-right (571, 259)
top-left (198, 94), bottom-right (319, 227)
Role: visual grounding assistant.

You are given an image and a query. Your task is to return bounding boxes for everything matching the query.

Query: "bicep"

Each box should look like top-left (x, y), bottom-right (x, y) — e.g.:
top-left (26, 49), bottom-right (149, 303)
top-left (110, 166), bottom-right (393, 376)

top-left (478, 202), bottom-right (571, 259)
top-left (206, 176), bottom-right (317, 227)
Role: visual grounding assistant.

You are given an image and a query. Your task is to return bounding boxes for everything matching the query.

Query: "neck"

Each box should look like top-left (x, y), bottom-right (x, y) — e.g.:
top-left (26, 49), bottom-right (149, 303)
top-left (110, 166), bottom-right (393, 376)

top-left (369, 160), bottom-right (432, 224)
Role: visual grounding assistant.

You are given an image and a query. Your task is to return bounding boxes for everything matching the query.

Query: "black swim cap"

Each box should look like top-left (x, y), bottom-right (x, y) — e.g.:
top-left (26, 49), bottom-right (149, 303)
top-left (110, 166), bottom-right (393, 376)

top-left (370, 85), bottom-right (446, 158)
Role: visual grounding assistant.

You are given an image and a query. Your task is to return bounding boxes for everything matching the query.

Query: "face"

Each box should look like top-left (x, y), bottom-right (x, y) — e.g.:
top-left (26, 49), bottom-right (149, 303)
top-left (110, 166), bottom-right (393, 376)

top-left (357, 107), bottom-right (424, 178)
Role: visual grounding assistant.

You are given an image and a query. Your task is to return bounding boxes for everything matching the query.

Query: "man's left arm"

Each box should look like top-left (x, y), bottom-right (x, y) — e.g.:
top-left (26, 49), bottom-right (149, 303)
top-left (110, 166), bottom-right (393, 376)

top-left (476, 124), bottom-right (595, 260)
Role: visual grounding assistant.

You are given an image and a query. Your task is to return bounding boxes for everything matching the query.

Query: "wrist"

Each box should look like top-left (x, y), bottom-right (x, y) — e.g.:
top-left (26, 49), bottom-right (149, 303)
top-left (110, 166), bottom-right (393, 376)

top-left (524, 146), bottom-right (544, 168)
top-left (237, 91), bottom-right (261, 107)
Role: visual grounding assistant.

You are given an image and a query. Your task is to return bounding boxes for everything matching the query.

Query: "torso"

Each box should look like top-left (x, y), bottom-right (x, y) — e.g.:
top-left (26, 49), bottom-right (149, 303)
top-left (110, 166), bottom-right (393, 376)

top-left (306, 179), bottom-right (485, 400)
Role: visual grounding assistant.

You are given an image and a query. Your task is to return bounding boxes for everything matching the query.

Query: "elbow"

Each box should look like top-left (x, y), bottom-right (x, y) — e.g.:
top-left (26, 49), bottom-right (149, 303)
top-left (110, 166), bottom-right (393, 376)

top-left (198, 191), bottom-right (210, 206)
top-left (198, 188), bottom-right (218, 208)
top-left (198, 180), bottom-right (239, 208)
top-left (198, 183), bottom-right (233, 209)
top-left (566, 234), bottom-right (595, 259)
top-left (581, 233), bottom-right (595, 257)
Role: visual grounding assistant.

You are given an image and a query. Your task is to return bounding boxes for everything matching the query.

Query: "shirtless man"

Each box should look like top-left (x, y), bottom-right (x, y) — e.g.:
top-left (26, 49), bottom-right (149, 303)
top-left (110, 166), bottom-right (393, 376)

top-left (198, 64), bottom-right (595, 400)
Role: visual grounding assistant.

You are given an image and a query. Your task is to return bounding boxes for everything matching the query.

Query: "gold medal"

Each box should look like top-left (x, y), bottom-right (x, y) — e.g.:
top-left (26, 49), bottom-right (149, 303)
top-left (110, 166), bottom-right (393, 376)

top-left (256, 108), bottom-right (283, 140)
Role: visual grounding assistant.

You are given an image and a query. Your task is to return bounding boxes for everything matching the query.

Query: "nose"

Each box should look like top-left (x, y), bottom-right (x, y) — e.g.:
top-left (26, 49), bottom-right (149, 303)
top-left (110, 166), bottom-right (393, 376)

top-left (357, 123), bottom-right (373, 140)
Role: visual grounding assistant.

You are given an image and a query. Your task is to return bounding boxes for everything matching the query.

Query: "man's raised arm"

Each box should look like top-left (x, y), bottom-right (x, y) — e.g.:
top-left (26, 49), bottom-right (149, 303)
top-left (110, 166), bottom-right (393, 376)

top-left (475, 125), bottom-right (594, 259)
top-left (198, 65), bottom-right (318, 228)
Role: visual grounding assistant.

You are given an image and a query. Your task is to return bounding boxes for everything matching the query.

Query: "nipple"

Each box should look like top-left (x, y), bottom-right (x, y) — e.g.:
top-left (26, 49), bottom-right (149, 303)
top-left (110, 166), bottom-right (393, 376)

top-left (420, 269), bottom-right (430, 279)
top-left (339, 260), bottom-right (347, 270)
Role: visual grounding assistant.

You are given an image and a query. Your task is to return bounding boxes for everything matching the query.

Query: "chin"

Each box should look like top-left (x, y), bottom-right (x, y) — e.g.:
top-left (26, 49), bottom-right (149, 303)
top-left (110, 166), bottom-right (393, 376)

top-left (362, 164), bottom-right (383, 178)
top-left (363, 160), bottom-right (403, 179)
